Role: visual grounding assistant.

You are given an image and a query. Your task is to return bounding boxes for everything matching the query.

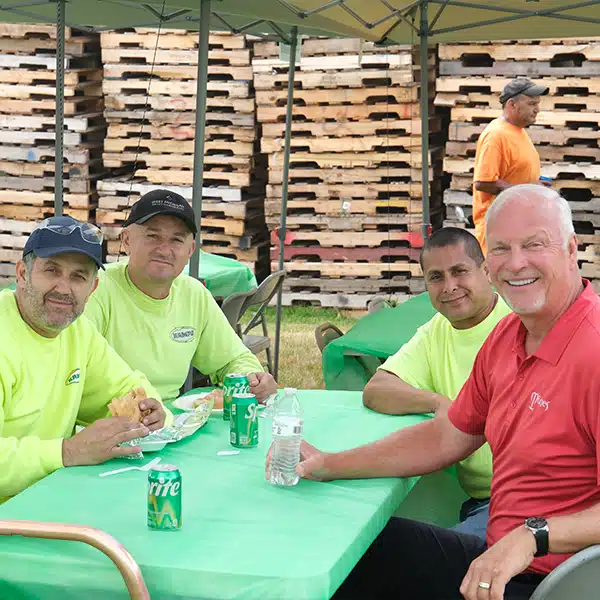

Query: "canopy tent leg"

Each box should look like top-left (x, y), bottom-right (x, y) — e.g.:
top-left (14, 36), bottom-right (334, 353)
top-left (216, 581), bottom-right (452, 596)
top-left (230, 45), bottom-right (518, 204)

top-left (273, 26), bottom-right (298, 381)
top-left (189, 0), bottom-right (211, 279)
top-left (419, 0), bottom-right (430, 241)
top-left (54, 0), bottom-right (66, 216)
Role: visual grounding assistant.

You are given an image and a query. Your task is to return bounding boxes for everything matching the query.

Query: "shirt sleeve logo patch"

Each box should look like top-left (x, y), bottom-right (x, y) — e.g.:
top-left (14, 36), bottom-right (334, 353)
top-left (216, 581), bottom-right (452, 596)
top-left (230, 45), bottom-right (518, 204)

top-left (170, 327), bottom-right (196, 343)
top-left (65, 368), bottom-right (81, 386)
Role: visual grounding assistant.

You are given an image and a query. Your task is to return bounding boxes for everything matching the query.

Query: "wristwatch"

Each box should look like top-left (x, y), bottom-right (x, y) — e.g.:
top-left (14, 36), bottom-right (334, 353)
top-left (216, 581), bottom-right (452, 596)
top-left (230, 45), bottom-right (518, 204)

top-left (525, 517), bottom-right (549, 557)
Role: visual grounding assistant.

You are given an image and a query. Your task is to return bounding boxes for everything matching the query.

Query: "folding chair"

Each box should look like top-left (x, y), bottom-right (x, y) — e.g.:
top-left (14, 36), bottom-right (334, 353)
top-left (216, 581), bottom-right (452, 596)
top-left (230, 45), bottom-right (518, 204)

top-left (0, 520), bottom-right (149, 599)
top-left (529, 545), bottom-right (600, 600)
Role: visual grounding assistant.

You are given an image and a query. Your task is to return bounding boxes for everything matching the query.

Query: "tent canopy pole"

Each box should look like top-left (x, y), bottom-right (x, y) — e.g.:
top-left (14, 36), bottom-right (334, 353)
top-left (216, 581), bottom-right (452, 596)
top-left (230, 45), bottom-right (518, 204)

top-left (273, 25), bottom-right (299, 381)
top-left (419, 0), bottom-right (430, 241)
top-left (54, 0), bottom-right (66, 216)
top-left (189, 0), bottom-right (211, 280)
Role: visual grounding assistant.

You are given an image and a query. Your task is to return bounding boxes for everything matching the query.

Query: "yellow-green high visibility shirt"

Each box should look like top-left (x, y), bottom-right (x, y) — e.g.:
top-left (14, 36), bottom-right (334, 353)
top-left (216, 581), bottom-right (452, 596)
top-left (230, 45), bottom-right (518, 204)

top-left (0, 289), bottom-right (161, 503)
top-left (380, 296), bottom-right (512, 499)
top-left (84, 261), bottom-right (263, 402)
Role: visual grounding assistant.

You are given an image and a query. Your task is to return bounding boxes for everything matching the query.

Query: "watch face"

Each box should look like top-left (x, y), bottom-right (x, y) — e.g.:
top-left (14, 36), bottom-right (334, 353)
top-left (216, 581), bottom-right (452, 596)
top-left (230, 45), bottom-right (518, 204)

top-left (527, 517), bottom-right (547, 529)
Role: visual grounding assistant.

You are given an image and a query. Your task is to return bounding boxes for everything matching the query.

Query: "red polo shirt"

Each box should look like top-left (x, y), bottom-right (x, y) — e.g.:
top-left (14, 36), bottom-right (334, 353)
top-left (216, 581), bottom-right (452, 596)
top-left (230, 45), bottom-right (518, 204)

top-left (449, 280), bottom-right (600, 575)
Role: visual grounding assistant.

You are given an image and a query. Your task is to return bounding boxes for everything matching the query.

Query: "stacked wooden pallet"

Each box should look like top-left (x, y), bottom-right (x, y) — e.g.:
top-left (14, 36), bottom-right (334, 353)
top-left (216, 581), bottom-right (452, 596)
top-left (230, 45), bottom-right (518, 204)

top-left (253, 37), bottom-right (442, 308)
top-left (99, 29), bottom-right (268, 276)
top-left (437, 39), bottom-right (600, 289)
top-left (0, 24), bottom-right (105, 283)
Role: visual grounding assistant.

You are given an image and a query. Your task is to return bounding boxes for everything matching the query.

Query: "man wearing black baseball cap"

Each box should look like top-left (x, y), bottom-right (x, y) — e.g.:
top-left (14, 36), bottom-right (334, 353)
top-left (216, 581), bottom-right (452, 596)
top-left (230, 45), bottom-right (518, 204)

top-left (472, 77), bottom-right (550, 254)
top-left (0, 215), bottom-right (167, 503)
top-left (85, 189), bottom-right (278, 403)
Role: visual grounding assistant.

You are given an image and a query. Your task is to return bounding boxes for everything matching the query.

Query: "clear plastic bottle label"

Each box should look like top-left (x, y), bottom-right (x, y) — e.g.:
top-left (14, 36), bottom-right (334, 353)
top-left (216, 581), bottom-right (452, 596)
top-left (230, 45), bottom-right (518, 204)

top-left (272, 419), bottom-right (303, 437)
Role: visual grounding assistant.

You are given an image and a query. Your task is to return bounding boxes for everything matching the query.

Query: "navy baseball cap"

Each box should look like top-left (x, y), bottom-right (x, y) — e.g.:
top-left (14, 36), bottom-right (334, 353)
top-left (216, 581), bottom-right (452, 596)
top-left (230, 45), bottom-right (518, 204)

top-left (123, 189), bottom-right (197, 234)
top-left (23, 216), bottom-right (104, 270)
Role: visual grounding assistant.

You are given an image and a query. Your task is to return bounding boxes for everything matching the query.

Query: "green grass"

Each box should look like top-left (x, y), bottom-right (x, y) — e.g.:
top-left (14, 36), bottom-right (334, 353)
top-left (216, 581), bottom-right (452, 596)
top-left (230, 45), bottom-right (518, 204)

top-left (242, 306), bottom-right (362, 390)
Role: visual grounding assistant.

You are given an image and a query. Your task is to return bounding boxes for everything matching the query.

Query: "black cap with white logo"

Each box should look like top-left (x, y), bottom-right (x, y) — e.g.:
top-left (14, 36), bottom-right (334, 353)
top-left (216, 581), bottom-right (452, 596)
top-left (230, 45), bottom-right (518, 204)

top-left (123, 189), bottom-right (197, 234)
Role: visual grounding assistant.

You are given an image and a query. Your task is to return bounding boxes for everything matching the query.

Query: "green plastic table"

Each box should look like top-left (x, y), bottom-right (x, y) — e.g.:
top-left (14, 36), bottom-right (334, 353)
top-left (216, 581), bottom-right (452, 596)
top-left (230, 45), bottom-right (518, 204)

top-left (0, 390), bottom-right (428, 600)
top-left (322, 293), bottom-right (437, 391)
top-left (1, 251), bottom-right (257, 299)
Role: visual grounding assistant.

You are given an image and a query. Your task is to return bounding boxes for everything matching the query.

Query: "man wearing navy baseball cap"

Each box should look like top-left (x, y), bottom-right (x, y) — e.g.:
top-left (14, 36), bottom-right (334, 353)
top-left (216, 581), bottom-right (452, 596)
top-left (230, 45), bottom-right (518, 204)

top-left (0, 215), bottom-right (168, 503)
top-left (85, 189), bottom-right (278, 403)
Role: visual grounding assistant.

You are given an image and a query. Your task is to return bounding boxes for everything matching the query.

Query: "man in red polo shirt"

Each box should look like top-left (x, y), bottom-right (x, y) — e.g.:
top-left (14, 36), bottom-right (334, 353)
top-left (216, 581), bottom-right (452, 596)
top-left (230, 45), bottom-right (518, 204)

top-left (271, 184), bottom-right (600, 600)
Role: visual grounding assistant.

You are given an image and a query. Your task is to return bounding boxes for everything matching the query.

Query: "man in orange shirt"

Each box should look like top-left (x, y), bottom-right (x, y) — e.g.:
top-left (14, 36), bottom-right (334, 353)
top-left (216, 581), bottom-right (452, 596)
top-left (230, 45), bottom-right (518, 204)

top-left (472, 77), bottom-right (549, 254)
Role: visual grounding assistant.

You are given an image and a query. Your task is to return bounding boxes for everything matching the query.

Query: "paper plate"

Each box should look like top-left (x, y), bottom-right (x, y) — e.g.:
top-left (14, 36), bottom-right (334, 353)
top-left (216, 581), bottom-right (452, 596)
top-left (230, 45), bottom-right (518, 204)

top-left (173, 393), bottom-right (210, 412)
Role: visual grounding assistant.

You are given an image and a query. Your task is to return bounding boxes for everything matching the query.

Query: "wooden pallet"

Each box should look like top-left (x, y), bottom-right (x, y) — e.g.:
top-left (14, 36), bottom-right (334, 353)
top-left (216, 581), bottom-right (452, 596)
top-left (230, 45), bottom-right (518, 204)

top-left (104, 138), bottom-right (254, 157)
top-left (0, 159), bottom-right (104, 179)
top-left (440, 61), bottom-right (600, 77)
top-left (258, 103), bottom-right (432, 124)
top-left (106, 123), bottom-right (255, 142)
top-left (97, 178), bottom-right (248, 203)
top-left (0, 112), bottom-right (105, 133)
top-left (0, 204), bottom-right (92, 221)
top-left (0, 36), bottom-right (98, 56)
top-left (0, 175), bottom-right (99, 194)
top-left (104, 109), bottom-right (255, 128)
top-left (449, 122), bottom-right (600, 146)
top-left (105, 94), bottom-right (253, 114)
top-left (0, 68), bottom-right (102, 87)
top-left (0, 23), bottom-right (75, 39)
top-left (274, 291), bottom-right (409, 310)
top-left (251, 52), bottom-right (428, 74)
top-left (102, 79), bottom-right (251, 99)
top-left (0, 97), bottom-right (103, 116)
top-left (445, 140), bottom-right (600, 163)
top-left (265, 199), bottom-right (423, 217)
top-left (0, 128), bottom-right (105, 146)
top-left (271, 245), bottom-right (421, 262)
top-left (100, 31), bottom-right (247, 51)
top-left (266, 182), bottom-right (424, 199)
top-left (256, 85), bottom-right (423, 107)
top-left (282, 275), bottom-right (424, 294)
top-left (135, 169), bottom-right (255, 188)
top-left (0, 144), bottom-right (102, 165)
top-left (436, 92), bottom-right (600, 113)
top-left (266, 214), bottom-right (418, 231)
top-left (253, 38), bottom-right (416, 58)
top-left (261, 118), bottom-right (437, 139)
top-left (0, 190), bottom-right (96, 208)
top-left (102, 151), bottom-right (253, 171)
top-left (437, 75), bottom-right (600, 96)
top-left (261, 135), bottom-right (421, 154)
top-left (274, 260), bottom-right (422, 277)
top-left (267, 151), bottom-right (429, 170)
top-left (271, 229), bottom-right (424, 248)
top-left (253, 68), bottom-right (434, 91)
top-left (0, 53), bottom-right (98, 71)
top-left (450, 107), bottom-right (600, 127)
top-left (101, 48), bottom-right (250, 67)
top-left (268, 167), bottom-right (427, 185)
top-left (439, 42), bottom-right (600, 62)
top-left (450, 174), bottom-right (600, 194)
top-left (0, 81), bottom-right (102, 100)
top-left (103, 63), bottom-right (254, 82)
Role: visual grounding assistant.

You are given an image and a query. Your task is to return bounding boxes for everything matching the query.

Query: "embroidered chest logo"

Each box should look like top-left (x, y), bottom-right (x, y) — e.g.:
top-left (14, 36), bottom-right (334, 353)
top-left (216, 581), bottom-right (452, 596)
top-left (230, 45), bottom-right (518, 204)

top-left (529, 391), bottom-right (549, 412)
top-left (65, 368), bottom-right (81, 386)
top-left (170, 327), bottom-right (196, 343)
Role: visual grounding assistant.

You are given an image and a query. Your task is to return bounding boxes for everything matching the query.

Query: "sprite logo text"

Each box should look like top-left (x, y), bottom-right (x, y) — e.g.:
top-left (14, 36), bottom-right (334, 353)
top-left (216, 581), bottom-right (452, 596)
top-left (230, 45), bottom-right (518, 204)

top-left (245, 404), bottom-right (258, 420)
top-left (149, 480), bottom-right (181, 497)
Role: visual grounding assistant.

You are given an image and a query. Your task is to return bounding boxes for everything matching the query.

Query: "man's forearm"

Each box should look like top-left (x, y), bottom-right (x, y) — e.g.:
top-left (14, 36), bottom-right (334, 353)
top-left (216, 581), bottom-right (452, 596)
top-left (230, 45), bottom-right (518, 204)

top-left (363, 372), bottom-right (451, 415)
top-left (547, 503), bottom-right (600, 554)
top-left (323, 416), bottom-right (482, 480)
top-left (474, 179), bottom-right (513, 196)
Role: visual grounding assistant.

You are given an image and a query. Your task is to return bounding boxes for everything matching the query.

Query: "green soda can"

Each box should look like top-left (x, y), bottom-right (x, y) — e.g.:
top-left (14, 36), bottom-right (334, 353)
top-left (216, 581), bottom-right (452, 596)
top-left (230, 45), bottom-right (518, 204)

top-left (147, 464), bottom-right (182, 531)
top-left (230, 392), bottom-right (259, 448)
top-left (223, 373), bottom-right (250, 421)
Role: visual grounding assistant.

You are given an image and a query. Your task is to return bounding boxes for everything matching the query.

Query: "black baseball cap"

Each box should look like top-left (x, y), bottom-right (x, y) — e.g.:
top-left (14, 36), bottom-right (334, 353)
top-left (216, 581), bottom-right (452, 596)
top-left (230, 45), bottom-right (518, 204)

top-left (23, 216), bottom-right (104, 269)
top-left (500, 77), bottom-right (549, 105)
top-left (123, 189), bottom-right (197, 234)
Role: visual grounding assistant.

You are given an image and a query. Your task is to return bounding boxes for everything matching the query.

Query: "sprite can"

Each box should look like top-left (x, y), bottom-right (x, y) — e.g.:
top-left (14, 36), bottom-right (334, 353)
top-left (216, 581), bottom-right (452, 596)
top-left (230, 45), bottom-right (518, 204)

top-left (230, 392), bottom-right (259, 448)
top-left (147, 464), bottom-right (182, 531)
top-left (223, 373), bottom-right (250, 421)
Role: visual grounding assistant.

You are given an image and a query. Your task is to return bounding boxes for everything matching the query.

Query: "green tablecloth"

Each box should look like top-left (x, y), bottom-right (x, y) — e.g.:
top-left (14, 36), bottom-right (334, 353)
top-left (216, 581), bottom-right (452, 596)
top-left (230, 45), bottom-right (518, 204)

top-left (184, 250), bottom-right (257, 299)
top-left (322, 293), bottom-right (437, 391)
top-left (2, 251), bottom-right (257, 299)
top-left (0, 390), bottom-right (427, 600)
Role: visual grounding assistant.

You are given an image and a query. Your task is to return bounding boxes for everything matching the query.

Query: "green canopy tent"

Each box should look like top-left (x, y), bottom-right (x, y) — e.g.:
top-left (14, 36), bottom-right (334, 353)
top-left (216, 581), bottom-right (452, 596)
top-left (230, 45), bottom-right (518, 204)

top-left (0, 0), bottom-right (599, 378)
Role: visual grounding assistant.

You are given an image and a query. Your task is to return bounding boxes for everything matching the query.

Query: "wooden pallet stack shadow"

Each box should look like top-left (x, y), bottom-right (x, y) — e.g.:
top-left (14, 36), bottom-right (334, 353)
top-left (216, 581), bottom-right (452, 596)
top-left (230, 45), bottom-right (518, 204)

top-left (253, 37), bottom-right (442, 309)
top-left (437, 39), bottom-right (600, 290)
top-left (0, 24), bottom-right (106, 283)
top-left (99, 29), bottom-right (269, 276)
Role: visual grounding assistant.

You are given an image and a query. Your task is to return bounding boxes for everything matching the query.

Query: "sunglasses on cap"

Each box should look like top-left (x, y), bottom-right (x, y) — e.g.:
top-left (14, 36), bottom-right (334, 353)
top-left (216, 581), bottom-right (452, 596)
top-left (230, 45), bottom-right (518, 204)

top-left (37, 218), bottom-right (103, 245)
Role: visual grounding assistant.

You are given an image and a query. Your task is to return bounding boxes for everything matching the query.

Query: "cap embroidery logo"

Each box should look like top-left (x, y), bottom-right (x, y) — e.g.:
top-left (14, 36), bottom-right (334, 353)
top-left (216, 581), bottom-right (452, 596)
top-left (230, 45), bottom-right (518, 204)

top-left (65, 368), bottom-right (81, 386)
top-left (170, 327), bottom-right (195, 343)
top-left (529, 391), bottom-right (549, 412)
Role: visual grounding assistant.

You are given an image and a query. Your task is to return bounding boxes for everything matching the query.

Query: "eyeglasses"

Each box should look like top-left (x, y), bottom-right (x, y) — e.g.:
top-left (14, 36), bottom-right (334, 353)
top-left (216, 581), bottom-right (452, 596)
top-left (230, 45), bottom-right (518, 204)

top-left (37, 219), bottom-right (103, 245)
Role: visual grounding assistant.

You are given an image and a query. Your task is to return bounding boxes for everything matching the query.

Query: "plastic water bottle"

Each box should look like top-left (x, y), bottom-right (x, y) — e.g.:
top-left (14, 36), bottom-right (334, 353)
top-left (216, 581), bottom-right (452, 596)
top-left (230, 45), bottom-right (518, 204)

top-left (269, 388), bottom-right (304, 487)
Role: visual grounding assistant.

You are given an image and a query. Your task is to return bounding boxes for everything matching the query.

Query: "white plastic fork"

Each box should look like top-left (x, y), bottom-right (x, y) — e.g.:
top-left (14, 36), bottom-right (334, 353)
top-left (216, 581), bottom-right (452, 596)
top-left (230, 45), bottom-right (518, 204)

top-left (99, 456), bottom-right (161, 478)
